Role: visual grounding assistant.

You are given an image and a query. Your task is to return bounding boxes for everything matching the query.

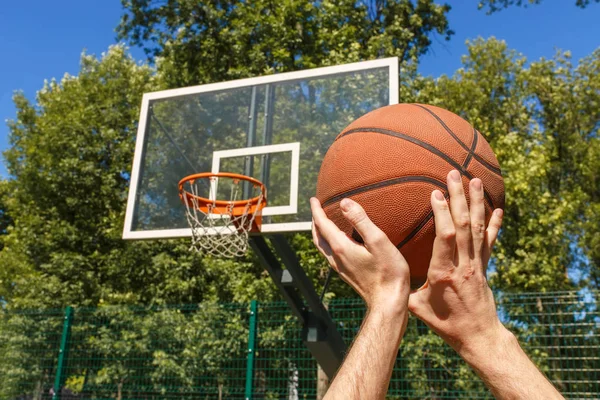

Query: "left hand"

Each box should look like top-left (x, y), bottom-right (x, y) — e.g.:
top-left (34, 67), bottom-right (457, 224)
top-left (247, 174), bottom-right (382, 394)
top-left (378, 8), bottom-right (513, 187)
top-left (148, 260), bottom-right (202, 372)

top-left (310, 197), bottom-right (410, 312)
top-left (407, 171), bottom-right (504, 355)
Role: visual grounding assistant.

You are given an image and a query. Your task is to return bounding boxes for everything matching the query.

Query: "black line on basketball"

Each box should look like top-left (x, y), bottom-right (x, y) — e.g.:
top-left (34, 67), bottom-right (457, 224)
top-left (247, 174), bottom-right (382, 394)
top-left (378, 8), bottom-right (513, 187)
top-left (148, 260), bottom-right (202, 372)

top-left (412, 103), bottom-right (472, 150)
top-left (321, 175), bottom-right (447, 208)
top-left (338, 128), bottom-right (496, 209)
top-left (398, 209), bottom-right (434, 249)
top-left (340, 128), bottom-right (472, 178)
top-left (414, 104), bottom-right (502, 176)
top-left (463, 126), bottom-right (478, 168)
top-left (476, 129), bottom-right (504, 176)
top-left (397, 190), bottom-right (452, 249)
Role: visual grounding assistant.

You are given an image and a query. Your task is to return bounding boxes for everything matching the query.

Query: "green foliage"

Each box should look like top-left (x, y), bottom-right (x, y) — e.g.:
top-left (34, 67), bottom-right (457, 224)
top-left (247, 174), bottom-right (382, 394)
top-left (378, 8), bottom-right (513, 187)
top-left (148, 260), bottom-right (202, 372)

top-left (2, 39), bottom-right (598, 309)
top-left (77, 302), bottom-right (248, 397)
top-left (0, 180), bottom-right (12, 238)
top-left (478, 0), bottom-right (599, 14)
top-left (0, 308), bottom-right (64, 399)
top-left (117, 0), bottom-right (453, 87)
top-left (0, 46), bottom-right (291, 309)
top-left (1, 294), bottom-right (598, 398)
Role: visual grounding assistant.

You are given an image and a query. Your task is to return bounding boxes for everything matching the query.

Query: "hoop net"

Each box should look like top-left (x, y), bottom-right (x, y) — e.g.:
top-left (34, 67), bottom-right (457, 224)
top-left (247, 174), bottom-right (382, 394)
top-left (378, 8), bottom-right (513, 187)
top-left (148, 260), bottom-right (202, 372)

top-left (179, 173), bottom-right (267, 258)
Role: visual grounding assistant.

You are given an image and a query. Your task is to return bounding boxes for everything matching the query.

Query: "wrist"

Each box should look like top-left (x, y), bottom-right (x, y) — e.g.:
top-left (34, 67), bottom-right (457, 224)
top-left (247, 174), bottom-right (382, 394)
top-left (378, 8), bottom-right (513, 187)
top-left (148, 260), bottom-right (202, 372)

top-left (458, 324), bottom-right (517, 369)
top-left (369, 291), bottom-right (408, 317)
top-left (367, 294), bottom-right (409, 334)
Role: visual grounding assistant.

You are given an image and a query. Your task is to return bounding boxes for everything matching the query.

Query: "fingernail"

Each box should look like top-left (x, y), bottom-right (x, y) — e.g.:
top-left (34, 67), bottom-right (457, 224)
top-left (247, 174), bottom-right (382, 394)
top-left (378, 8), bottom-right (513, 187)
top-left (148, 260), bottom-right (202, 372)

top-left (449, 170), bottom-right (461, 182)
top-left (494, 209), bottom-right (504, 218)
top-left (434, 190), bottom-right (445, 201)
top-left (340, 198), bottom-right (354, 212)
top-left (472, 178), bottom-right (482, 191)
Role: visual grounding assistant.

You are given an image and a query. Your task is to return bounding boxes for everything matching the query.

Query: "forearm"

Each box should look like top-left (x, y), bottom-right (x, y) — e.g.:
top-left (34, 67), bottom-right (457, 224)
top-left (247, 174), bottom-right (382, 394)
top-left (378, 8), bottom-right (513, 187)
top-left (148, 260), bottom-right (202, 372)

top-left (324, 306), bottom-right (407, 400)
top-left (460, 327), bottom-right (564, 400)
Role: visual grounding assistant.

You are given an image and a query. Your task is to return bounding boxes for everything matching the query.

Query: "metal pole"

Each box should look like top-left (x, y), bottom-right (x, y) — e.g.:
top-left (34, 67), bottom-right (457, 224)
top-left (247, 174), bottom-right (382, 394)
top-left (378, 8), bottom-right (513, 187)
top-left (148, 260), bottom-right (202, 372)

top-left (249, 236), bottom-right (307, 322)
top-left (269, 235), bottom-right (346, 378)
top-left (53, 306), bottom-right (74, 400)
top-left (150, 108), bottom-right (200, 173)
top-left (244, 86), bottom-right (259, 200)
top-left (260, 84), bottom-right (275, 190)
top-left (245, 300), bottom-right (259, 400)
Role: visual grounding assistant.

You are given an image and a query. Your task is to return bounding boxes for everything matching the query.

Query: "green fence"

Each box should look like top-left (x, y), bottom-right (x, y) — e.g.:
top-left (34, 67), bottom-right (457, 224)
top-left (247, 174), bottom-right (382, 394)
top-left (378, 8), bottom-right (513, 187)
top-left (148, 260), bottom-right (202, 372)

top-left (1, 291), bottom-right (598, 399)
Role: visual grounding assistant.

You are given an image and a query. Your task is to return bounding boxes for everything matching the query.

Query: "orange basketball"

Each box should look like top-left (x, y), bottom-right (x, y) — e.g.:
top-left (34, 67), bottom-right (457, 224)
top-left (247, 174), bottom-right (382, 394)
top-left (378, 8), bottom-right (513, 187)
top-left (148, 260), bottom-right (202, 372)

top-left (316, 103), bottom-right (505, 287)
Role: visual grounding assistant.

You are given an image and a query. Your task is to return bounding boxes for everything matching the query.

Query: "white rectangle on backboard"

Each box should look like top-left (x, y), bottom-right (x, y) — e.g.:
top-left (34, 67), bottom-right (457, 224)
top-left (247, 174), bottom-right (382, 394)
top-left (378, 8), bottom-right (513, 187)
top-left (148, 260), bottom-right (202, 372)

top-left (211, 142), bottom-right (300, 216)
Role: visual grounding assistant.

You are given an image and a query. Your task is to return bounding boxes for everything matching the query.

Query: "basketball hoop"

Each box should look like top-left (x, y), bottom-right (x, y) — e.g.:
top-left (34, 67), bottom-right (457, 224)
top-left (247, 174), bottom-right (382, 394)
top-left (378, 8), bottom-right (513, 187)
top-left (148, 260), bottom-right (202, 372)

top-left (178, 172), bottom-right (267, 258)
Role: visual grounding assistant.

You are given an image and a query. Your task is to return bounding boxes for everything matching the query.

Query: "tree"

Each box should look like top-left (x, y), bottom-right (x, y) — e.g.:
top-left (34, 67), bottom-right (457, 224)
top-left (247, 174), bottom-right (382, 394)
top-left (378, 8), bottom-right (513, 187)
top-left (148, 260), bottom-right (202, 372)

top-left (0, 46), bottom-right (283, 309)
top-left (117, 0), bottom-right (453, 87)
top-left (478, 0), bottom-right (599, 14)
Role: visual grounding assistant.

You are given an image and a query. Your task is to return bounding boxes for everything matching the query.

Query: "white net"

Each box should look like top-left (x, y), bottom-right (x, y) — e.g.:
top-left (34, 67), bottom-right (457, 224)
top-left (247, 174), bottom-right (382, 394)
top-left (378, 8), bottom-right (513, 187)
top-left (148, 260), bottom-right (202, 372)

top-left (181, 175), bottom-right (265, 258)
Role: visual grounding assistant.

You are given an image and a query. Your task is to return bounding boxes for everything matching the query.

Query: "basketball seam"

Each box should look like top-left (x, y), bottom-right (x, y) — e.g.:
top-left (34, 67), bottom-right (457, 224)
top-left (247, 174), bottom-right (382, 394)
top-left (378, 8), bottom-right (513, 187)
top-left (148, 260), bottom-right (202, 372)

top-left (463, 126), bottom-right (478, 168)
top-left (321, 175), bottom-right (446, 208)
top-left (398, 209), bottom-right (434, 249)
top-left (338, 128), bottom-right (496, 210)
top-left (321, 175), bottom-right (447, 250)
top-left (411, 104), bottom-right (503, 176)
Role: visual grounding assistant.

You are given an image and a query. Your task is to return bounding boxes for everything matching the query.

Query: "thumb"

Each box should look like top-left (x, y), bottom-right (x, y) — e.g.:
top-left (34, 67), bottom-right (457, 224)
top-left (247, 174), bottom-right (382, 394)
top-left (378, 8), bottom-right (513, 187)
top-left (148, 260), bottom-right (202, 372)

top-left (340, 198), bottom-right (388, 248)
top-left (408, 289), bottom-right (428, 317)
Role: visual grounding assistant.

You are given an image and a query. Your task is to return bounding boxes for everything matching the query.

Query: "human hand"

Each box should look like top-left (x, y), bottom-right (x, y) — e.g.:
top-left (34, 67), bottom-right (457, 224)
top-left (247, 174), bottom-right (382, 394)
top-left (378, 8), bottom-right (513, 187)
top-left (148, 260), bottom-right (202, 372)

top-left (310, 197), bottom-right (410, 313)
top-left (408, 170), bottom-right (505, 357)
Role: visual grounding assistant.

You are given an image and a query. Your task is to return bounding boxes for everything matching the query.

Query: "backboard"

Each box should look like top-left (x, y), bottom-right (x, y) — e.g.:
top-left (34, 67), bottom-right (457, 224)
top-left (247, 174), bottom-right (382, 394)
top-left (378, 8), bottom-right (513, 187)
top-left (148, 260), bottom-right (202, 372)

top-left (123, 58), bottom-right (398, 239)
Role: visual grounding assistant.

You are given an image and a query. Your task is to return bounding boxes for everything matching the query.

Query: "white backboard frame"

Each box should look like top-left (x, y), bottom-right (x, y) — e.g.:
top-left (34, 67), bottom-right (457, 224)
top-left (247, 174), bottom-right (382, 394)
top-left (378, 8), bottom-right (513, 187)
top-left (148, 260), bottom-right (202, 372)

top-left (123, 57), bottom-right (399, 239)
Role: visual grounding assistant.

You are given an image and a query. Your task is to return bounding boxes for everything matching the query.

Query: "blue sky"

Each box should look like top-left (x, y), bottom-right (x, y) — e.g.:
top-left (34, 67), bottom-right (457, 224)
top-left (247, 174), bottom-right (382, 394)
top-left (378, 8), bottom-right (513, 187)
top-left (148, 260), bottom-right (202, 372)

top-left (0, 1), bottom-right (599, 177)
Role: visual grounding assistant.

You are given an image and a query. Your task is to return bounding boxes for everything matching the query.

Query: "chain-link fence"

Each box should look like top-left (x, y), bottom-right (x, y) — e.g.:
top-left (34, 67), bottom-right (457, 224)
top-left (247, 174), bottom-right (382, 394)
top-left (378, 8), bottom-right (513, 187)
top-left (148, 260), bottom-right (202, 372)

top-left (1, 291), bottom-right (598, 399)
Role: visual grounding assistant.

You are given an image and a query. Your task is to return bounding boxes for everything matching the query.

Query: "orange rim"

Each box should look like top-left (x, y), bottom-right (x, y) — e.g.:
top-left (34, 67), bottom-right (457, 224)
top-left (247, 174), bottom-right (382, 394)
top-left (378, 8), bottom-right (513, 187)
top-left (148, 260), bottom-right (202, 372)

top-left (178, 172), bottom-right (267, 215)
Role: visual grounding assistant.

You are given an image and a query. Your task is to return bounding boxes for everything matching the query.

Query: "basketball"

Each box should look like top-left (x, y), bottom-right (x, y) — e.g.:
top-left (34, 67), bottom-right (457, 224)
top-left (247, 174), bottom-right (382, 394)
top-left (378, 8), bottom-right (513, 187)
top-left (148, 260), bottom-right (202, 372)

top-left (316, 103), bottom-right (505, 287)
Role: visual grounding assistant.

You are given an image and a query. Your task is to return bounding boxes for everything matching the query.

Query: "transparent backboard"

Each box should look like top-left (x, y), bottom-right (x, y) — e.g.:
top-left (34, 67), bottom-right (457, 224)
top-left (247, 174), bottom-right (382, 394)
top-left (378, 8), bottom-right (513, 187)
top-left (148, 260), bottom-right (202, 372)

top-left (123, 58), bottom-right (398, 239)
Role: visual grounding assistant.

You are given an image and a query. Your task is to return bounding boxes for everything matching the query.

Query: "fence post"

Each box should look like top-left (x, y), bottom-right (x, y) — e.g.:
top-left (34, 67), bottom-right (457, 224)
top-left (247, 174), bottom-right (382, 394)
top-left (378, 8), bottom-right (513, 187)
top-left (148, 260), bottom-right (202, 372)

top-left (245, 300), bottom-right (258, 400)
top-left (53, 306), bottom-right (74, 400)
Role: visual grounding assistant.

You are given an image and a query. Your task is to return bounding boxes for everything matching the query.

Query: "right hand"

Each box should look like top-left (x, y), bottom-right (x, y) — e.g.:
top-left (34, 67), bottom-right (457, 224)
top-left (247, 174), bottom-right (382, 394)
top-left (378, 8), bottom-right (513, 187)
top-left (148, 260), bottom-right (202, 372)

top-left (310, 197), bottom-right (410, 315)
top-left (408, 170), bottom-right (506, 356)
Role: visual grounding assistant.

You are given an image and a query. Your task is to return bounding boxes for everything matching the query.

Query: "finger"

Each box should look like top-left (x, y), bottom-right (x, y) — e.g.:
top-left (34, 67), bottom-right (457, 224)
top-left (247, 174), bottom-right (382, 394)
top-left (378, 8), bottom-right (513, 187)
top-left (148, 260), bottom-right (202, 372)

top-left (447, 170), bottom-right (471, 259)
top-left (340, 198), bottom-right (390, 250)
top-left (429, 190), bottom-right (455, 270)
top-left (310, 197), bottom-right (351, 254)
top-left (311, 220), bottom-right (333, 258)
top-left (469, 178), bottom-right (486, 263)
top-left (482, 209), bottom-right (503, 264)
top-left (311, 221), bottom-right (339, 272)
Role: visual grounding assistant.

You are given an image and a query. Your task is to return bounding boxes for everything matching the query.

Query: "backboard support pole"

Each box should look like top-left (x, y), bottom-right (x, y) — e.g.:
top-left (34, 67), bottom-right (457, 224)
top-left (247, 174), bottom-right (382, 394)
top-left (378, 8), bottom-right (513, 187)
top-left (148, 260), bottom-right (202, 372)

top-left (260, 84), bottom-right (275, 191)
top-left (248, 236), bottom-right (306, 322)
top-left (244, 86), bottom-right (259, 200)
top-left (249, 235), bottom-right (347, 378)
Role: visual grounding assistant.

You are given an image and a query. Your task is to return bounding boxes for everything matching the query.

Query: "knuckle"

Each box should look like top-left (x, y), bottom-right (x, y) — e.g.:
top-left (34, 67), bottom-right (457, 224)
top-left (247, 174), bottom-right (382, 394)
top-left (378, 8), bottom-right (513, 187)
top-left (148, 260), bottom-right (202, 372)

top-left (436, 201), bottom-right (450, 212)
top-left (471, 221), bottom-right (486, 235)
top-left (346, 207), bottom-right (367, 224)
top-left (429, 269), bottom-right (455, 285)
top-left (462, 265), bottom-right (477, 280)
top-left (438, 228), bottom-right (456, 241)
top-left (370, 230), bottom-right (388, 245)
top-left (456, 213), bottom-right (471, 229)
top-left (329, 240), bottom-right (345, 255)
